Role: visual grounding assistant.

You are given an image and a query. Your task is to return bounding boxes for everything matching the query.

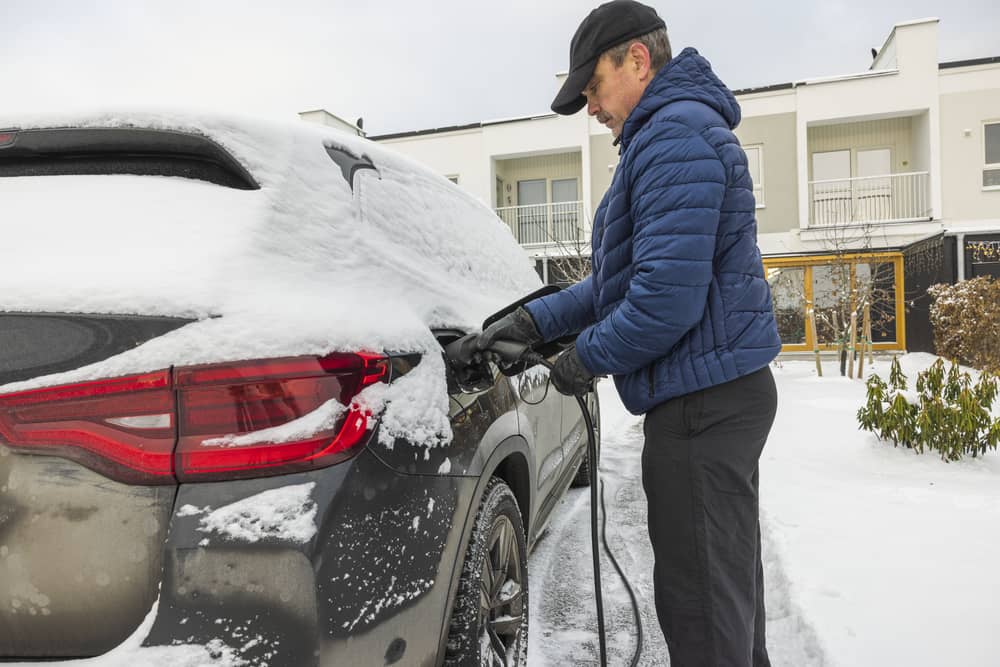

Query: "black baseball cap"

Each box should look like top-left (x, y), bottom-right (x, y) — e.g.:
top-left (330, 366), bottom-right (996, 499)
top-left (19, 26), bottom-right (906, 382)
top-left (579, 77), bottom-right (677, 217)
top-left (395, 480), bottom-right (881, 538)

top-left (551, 0), bottom-right (666, 115)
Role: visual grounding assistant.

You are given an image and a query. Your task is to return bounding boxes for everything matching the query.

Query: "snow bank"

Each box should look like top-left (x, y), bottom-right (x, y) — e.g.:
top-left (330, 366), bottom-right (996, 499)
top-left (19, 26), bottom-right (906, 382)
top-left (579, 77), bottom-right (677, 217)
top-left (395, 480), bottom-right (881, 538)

top-left (763, 354), bottom-right (1000, 666)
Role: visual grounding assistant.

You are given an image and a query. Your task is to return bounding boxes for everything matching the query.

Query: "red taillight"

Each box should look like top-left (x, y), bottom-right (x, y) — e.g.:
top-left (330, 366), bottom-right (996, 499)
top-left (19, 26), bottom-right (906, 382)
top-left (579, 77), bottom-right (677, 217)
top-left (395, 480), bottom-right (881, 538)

top-left (0, 370), bottom-right (176, 484)
top-left (0, 130), bottom-right (16, 147)
top-left (0, 353), bottom-right (390, 485)
top-left (174, 353), bottom-right (389, 482)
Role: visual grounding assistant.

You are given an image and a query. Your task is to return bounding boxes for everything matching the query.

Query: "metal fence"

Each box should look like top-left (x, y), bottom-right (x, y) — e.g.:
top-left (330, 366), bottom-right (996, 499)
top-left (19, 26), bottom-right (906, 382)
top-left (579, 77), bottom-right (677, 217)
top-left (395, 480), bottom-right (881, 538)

top-left (495, 201), bottom-right (585, 245)
top-left (809, 171), bottom-right (930, 226)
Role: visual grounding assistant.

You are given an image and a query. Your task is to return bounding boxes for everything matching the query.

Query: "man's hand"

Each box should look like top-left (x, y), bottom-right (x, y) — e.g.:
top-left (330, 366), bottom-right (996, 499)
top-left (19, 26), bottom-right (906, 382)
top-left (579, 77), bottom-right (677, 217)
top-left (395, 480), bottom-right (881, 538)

top-left (550, 346), bottom-right (595, 396)
top-left (477, 307), bottom-right (542, 351)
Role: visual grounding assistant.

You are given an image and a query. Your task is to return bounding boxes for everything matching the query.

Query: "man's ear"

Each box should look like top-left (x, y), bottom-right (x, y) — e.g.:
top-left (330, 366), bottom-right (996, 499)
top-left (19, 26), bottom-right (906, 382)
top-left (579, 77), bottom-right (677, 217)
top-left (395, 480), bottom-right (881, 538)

top-left (629, 42), bottom-right (652, 80)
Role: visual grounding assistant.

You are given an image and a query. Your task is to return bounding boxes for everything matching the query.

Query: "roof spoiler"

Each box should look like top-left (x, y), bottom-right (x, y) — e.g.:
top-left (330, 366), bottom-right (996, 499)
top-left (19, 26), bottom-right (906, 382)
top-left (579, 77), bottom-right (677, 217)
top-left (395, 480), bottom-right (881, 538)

top-left (0, 127), bottom-right (259, 190)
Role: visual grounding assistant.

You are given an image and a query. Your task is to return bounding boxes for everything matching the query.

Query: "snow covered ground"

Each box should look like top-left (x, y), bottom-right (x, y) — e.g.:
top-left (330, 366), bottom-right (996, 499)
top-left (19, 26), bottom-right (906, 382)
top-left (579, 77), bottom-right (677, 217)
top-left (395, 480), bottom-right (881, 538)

top-left (529, 354), bottom-right (1000, 666)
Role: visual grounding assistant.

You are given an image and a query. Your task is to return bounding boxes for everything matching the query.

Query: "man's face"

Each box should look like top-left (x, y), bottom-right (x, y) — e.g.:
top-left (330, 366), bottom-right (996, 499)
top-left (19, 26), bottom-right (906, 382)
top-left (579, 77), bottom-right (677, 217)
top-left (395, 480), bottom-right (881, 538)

top-left (583, 48), bottom-right (650, 139)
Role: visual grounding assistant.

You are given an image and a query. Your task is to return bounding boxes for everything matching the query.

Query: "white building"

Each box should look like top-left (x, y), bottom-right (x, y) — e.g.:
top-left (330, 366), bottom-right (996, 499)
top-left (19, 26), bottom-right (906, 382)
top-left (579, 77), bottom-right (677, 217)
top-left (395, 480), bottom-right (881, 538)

top-left (323, 19), bottom-right (999, 353)
top-left (298, 109), bottom-right (365, 136)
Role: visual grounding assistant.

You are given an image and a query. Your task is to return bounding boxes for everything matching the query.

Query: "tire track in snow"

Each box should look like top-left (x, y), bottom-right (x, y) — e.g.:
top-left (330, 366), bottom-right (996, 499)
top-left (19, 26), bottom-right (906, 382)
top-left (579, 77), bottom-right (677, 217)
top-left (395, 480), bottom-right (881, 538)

top-left (529, 380), bottom-right (669, 666)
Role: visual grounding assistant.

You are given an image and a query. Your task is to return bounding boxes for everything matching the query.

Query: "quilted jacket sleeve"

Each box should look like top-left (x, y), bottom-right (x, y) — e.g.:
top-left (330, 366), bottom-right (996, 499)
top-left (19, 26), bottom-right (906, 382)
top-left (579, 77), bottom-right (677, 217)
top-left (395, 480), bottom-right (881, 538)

top-left (575, 119), bottom-right (726, 376)
top-left (523, 274), bottom-right (597, 343)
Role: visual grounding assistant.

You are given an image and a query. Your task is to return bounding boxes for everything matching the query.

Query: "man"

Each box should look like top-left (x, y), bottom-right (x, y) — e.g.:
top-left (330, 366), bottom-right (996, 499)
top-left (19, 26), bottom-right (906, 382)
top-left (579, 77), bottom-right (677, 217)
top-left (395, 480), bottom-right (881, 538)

top-left (479, 1), bottom-right (782, 664)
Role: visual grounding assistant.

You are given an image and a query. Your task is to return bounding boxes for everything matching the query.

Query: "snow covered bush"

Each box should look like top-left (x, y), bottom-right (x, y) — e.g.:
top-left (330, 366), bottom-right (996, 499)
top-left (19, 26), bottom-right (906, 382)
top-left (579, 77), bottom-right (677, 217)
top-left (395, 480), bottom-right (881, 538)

top-left (928, 276), bottom-right (1000, 373)
top-left (857, 357), bottom-right (1000, 461)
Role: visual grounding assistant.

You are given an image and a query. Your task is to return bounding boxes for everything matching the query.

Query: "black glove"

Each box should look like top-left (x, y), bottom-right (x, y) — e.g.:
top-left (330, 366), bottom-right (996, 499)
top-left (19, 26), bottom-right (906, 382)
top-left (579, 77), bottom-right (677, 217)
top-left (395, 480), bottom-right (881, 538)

top-left (550, 346), bottom-right (595, 396)
top-left (477, 307), bottom-right (543, 351)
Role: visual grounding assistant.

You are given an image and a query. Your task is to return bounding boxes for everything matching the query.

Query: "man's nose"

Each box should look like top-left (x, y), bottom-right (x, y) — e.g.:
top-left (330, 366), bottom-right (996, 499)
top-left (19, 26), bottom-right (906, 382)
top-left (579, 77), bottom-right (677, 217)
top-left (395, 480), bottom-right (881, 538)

top-left (586, 97), bottom-right (599, 116)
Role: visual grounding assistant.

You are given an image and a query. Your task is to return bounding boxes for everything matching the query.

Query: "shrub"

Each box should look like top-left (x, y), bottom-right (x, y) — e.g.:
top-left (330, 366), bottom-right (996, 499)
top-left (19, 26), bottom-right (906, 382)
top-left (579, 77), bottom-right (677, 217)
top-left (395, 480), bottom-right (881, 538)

top-left (928, 276), bottom-right (1000, 373)
top-left (857, 356), bottom-right (1000, 461)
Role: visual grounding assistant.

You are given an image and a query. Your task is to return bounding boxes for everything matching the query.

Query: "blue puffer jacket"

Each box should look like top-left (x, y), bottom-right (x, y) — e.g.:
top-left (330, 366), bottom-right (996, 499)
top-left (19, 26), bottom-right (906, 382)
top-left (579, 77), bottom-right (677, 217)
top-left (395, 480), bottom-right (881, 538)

top-left (525, 47), bottom-right (781, 415)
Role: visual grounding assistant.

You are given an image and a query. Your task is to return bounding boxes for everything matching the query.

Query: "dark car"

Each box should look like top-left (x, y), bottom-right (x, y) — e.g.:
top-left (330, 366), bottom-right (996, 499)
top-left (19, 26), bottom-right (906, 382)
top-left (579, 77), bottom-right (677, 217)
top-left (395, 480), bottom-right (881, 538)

top-left (0, 115), bottom-right (598, 666)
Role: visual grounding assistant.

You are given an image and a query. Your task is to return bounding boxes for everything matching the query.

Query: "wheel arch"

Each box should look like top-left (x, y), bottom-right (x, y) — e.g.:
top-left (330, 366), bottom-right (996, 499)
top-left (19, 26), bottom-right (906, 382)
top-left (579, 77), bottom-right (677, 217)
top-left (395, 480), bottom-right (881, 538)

top-left (434, 435), bottom-right (535, 665)
top-left (491, 449), bottom-right (532, 538)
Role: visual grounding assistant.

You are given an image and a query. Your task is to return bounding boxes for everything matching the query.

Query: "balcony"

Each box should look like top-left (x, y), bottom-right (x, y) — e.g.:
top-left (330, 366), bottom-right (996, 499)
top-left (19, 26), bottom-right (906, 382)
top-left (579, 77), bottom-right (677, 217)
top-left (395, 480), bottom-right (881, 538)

top-left (495, 201), bottom-right (587, 246)
top-left (808, 172), bottom-right (931, 227)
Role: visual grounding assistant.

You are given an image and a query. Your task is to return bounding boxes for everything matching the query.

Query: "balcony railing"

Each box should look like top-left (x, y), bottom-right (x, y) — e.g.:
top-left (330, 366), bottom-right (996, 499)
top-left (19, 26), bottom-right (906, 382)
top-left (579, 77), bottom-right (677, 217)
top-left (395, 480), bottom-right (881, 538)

top-left (495, 201), bottom-right (586, 245)
top-left (808, 171), bottom-right (931, 227)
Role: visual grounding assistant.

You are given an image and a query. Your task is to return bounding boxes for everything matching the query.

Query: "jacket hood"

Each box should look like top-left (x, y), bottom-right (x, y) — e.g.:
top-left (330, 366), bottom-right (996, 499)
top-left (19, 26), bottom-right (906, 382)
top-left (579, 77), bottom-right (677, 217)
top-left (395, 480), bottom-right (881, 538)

top-left (620, 47), bottom-right (741, 150)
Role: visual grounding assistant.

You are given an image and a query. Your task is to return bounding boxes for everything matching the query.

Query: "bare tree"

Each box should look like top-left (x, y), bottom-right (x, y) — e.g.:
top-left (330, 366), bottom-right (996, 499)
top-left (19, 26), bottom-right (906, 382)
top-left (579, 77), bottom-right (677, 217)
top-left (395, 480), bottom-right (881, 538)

top-left (545, 224), bottom-right (592, 286)
top-left (530, 204), bottom-right (592, 286)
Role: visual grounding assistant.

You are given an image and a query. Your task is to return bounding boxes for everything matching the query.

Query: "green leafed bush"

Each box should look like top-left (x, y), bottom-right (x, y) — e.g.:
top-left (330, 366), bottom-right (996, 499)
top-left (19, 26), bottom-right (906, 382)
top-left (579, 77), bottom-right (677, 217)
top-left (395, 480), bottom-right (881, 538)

top-left (857, 356), bottom-right (1000, 461)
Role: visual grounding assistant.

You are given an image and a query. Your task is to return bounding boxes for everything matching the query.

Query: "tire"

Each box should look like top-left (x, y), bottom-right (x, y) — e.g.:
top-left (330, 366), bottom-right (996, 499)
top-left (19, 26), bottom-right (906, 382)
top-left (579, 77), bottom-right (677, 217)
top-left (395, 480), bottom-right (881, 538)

top-left (444, 477), bottom-right (529, 666)
top-left (570, 390), bottom-right (601, 488)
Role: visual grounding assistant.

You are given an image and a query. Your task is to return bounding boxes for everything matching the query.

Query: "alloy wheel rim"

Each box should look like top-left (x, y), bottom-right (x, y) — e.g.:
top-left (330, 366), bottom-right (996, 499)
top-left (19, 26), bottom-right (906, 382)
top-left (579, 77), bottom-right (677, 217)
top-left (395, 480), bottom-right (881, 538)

top-left (478, 514), bottom-right (525, 666)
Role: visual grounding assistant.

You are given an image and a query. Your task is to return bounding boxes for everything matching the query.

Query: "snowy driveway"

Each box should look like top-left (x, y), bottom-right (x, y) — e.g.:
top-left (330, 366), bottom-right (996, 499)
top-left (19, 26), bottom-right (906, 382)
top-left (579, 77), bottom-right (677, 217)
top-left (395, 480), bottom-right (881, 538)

top-left (529, 357), bottom-right (1000, 666)
top-left (527, 377), bottom-right (815, 666)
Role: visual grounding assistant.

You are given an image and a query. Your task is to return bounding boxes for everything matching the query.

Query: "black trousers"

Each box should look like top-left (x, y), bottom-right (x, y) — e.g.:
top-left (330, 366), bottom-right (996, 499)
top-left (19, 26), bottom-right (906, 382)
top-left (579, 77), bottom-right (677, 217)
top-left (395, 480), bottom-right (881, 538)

top-left (641, 366), bottom-right (777, 667)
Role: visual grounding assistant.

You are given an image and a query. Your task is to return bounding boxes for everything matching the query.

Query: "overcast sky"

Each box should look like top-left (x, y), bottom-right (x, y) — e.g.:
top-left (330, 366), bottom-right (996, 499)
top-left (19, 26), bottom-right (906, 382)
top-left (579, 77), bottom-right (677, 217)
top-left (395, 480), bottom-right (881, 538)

top-left (3, 1), bottom-right (998, 136)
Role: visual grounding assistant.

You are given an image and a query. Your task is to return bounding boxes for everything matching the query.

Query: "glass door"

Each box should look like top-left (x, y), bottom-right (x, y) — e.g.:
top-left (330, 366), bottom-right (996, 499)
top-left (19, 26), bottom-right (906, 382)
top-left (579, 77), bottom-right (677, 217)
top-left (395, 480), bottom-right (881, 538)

top-left (811, 150), bottom-right (851, 225)
top-left (550, 178), bottom-right (579, 242)
top-left (517, 179), bottom-right (547, 244)
top-left (856, 148), bottom-right (892, 221)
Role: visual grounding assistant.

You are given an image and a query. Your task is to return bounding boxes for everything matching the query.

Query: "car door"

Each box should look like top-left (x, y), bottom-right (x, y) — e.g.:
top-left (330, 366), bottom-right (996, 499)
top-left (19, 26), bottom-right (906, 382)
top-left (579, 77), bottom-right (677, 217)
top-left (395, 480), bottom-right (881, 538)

top-left (560, 388), bottom-right (588, 473)
top-left (509, 358), bottom-right (563, 531)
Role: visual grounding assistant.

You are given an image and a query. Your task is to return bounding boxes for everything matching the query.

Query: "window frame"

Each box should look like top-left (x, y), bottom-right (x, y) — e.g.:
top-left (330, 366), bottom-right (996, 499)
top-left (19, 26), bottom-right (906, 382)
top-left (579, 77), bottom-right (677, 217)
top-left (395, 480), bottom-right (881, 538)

top-left (984, 121), bottom-right (1000, 192)
top-left (550, 177), bottom-right (579, 203)
top-left (762, 252), bottom-right (906, 353)
top-left (743, 144), bottom-right (765, 209)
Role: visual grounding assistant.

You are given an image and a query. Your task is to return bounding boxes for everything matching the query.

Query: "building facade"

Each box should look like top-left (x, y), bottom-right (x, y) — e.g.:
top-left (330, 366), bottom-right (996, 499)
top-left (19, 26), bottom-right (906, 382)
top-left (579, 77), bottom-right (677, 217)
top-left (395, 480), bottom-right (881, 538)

top-left (298, 109), bottom-right (365, 136)
top-left (356, 19), bottom-right (999, 353)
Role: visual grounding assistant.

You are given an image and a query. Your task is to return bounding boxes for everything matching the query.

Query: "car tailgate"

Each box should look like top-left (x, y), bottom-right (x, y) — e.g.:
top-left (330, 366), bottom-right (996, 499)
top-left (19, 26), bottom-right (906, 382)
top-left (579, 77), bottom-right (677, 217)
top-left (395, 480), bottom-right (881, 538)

top-left (0, 312), bottom-right (189, 658)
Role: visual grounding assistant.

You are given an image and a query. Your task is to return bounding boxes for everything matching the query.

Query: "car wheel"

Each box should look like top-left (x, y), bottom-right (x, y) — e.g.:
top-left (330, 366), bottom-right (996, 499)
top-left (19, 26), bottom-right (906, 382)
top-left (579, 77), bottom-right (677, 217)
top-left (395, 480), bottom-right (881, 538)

top-left (570, 390), bottom-right (600, 488)
top-left (445, 477), bottom-right (528, 666)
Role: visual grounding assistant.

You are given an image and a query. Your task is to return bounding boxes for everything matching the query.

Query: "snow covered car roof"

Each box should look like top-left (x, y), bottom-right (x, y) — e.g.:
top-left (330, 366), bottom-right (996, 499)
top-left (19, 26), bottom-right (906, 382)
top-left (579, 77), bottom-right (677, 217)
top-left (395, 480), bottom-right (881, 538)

top-left (0, 111), bottom-right (540, 381)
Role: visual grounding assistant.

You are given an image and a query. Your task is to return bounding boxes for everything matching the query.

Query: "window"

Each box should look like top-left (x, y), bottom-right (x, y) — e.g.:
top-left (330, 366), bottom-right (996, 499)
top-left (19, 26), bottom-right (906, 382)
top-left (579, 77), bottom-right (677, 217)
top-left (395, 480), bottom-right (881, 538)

top-left (766, 266), bottom-right (806, 345)
top-left (762, 253), bottom-right (905, 352)
top-left (985, 122), bottom-right (1000, 190)
top-left (744, 145), bottom-right (764, 207)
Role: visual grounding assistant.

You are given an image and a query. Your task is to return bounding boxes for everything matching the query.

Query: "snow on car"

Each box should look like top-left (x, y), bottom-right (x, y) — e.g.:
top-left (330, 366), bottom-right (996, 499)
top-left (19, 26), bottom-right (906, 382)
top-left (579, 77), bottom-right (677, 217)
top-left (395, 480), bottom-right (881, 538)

top-left (0, 111), bottom-right (596, 666)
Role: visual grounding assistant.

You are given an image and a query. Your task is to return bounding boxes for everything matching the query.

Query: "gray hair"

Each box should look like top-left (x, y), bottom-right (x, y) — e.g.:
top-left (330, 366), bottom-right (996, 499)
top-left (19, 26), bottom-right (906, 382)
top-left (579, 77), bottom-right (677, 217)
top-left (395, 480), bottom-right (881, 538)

top-left (605, 28), bottom-right (672, 72)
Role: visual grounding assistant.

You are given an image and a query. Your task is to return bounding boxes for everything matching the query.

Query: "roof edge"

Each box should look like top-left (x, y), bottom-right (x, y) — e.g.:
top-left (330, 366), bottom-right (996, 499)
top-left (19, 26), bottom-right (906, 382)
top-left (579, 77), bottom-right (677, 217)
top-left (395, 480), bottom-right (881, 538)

top-left (369, 121), bottom-right (483, 141)
top-left (369, 112), bottom-right (558, 141)
top-left (732, 82), bottom-right (795, 96)
top-left (939, 56), bottom-right (1000, 70)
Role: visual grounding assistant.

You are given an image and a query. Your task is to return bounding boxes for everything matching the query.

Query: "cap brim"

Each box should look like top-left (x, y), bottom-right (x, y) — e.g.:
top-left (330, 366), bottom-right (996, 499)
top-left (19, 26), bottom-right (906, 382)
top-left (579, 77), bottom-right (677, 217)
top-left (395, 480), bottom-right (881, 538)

top-left (551, 61), bottom-right (596, 115)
